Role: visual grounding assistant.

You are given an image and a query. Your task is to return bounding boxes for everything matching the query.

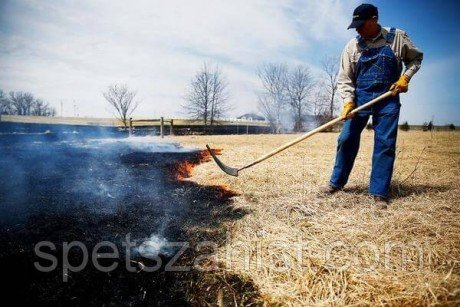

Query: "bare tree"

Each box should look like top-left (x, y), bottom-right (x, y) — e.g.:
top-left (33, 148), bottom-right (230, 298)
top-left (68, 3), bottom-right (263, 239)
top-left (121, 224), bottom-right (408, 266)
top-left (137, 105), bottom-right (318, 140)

top-left (209, 66), bottom-right (230, 125)
top-left (184, 63), bottom-right (230, 126)
top-left (285, 65), bottom-right (314, 132)
top-left (258, 94), bottom-right (278, 133)
top-left (321, 56), bottom-right (340, 120)
top-left (9, 91), bottom-right (34, 115)
top-left (1, 90), bottom-right (55, 117)
top-left (0, 90), bottom-right (6, 120)
top-left (32, 99), bottom-right (56, 116)
top-left (257, 63), bottom-right (288, 133)
top-left (0, 90), bottom-right (10, 116)
top-left (311, 82), bottom-right (331, 121)
top-left (32, 99), bottom-right (46, 116)
top-left (102, 84), bottom-right (139, 128)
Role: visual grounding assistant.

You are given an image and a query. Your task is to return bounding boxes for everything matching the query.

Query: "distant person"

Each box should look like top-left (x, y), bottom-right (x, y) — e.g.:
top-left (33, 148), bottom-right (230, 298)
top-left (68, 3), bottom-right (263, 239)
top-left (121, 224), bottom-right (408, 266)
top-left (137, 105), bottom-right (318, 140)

top-left (322, 4), bottom-right (423, 208)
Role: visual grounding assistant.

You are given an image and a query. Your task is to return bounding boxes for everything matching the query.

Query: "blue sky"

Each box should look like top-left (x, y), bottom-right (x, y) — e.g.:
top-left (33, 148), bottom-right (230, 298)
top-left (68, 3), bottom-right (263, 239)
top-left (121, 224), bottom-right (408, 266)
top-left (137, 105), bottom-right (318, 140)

top-left (0, 0), bottom-right (459, 124)
top-left (368, 0), bottom-right (460, 125)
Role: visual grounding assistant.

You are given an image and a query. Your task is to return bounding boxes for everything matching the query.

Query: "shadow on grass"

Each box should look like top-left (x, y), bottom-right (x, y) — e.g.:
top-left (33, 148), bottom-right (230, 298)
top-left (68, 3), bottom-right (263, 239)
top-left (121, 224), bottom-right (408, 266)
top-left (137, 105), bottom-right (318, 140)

top-left (343, 182), bottom-right (451, 199)
top-left (0, 151), bottom-right (261, 306)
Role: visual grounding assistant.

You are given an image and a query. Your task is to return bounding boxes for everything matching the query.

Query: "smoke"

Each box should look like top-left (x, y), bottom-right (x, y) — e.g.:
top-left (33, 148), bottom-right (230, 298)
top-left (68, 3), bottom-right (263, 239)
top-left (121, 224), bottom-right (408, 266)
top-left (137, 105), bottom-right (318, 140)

top-left (67, 136), bottom-right (197, 152)
top-left (278, 109), bottom-right (321, 132)
top-left (136, 235), bottom-right (173, 258)
top-left (0, 122), bottom-right (199, 250)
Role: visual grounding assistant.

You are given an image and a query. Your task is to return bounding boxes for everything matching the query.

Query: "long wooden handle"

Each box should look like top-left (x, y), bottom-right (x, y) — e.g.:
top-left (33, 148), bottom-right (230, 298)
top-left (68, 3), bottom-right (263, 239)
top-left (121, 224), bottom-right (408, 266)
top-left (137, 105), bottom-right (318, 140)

top-left (240, 91), bottom-right (393, 170)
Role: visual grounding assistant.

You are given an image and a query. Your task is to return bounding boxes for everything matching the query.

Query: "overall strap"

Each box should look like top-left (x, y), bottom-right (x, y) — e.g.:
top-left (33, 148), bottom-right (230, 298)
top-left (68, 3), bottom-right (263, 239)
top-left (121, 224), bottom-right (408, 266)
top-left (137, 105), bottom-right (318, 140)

top-left (356, 35), bottom-right (368, 50)
top-left (386, 27), bottom-right (396, 44)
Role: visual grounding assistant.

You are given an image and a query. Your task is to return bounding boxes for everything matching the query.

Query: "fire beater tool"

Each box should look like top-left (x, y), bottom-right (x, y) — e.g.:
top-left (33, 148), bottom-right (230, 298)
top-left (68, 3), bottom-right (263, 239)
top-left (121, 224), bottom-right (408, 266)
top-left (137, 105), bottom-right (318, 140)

top-left (206, 91), bottom-right (393, 177)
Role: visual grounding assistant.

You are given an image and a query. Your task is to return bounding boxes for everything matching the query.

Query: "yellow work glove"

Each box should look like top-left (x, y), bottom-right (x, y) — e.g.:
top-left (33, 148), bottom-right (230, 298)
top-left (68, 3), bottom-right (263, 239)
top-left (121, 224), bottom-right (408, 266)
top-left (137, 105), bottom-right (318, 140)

top-left (390, 75), bottom-right (410, 96)
top-left (340, 101), bottom-right (356, 120)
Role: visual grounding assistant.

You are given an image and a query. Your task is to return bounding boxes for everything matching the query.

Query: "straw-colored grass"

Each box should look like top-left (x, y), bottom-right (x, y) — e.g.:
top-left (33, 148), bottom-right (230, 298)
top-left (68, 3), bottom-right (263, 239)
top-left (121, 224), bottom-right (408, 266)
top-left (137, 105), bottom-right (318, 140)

top-left (174, 130), bottom-right (460, 306)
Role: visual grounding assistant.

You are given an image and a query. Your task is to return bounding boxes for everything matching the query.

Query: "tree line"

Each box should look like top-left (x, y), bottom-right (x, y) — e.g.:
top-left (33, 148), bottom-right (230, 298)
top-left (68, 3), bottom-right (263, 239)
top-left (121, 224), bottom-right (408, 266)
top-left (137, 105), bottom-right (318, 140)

top-left (256, 58), bottom-right (339, 133)
top-left (181, 59), bottom-right (339, 133)
top-left (102, 63), bottom-right (232, 129)
top-left (0, 89), bottom-right (56, 117)
top-left (103, 58), bottom-right (340, 132)
top-left (1, 57), bottom-right (339, 133)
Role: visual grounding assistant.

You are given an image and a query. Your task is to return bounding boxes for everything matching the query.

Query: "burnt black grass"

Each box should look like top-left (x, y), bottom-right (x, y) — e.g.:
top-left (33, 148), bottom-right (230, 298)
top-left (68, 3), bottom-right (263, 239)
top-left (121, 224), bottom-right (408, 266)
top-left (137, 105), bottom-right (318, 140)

top-left (0, 123), bottom-right (259, 306)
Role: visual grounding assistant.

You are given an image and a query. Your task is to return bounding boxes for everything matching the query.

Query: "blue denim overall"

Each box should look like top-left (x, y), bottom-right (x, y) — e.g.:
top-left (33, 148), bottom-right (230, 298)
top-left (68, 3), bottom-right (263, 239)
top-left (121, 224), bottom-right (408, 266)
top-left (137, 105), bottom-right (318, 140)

top-left (330, 28), bottom-right (401, 198)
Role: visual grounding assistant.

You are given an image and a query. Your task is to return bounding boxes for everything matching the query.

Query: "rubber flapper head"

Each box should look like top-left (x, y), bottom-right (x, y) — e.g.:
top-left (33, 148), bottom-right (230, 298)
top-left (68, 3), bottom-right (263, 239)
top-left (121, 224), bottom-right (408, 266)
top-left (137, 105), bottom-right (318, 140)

top-left (206, 144), bottom-right (239, 177)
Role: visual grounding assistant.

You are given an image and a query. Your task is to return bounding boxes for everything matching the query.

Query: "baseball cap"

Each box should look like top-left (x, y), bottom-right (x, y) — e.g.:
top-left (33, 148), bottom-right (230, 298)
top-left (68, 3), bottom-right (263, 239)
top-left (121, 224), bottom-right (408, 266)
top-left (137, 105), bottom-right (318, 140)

top-left (347, 4), bottom-right (378, 29)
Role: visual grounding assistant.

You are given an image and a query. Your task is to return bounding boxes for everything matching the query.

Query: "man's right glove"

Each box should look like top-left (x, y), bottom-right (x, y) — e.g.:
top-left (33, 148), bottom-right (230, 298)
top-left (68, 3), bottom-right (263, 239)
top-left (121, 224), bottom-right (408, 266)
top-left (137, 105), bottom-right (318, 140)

top-left (340, 101), bottom-right (356, 120)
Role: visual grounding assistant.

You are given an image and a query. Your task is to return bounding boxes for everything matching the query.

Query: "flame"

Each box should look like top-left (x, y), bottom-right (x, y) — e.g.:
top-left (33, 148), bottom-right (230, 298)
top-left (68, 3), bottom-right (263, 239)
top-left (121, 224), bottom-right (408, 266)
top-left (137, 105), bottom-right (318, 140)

top-left (171, 148), bottom-right (238, 199)
top-left (197, 148), bottom-right (222, 163)
top-left (175, 161), bottom-right (195, 180)
top-left (173, 148), bottom-right (222, 181)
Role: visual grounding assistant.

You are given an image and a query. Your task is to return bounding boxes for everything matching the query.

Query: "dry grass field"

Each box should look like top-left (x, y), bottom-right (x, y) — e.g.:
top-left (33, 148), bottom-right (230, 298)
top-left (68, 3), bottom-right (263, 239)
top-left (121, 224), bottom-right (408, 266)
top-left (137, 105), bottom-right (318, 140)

top-left (175, 130), bottom-right (460, 306)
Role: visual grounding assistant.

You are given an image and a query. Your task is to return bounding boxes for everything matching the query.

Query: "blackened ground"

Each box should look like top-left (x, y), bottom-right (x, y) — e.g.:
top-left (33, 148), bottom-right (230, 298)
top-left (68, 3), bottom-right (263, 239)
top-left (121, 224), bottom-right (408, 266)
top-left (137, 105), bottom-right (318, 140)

top-left (0, 123), bottom-right (260, 306)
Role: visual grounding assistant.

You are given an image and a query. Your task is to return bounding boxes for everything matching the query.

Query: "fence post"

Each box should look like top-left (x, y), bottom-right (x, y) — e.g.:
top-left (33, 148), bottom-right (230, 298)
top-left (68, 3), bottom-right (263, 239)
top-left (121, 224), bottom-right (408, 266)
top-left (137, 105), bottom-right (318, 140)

top-left (160, 117), bottom-right (164, 138)
top-left (170, 119), bottom-right (174, 136)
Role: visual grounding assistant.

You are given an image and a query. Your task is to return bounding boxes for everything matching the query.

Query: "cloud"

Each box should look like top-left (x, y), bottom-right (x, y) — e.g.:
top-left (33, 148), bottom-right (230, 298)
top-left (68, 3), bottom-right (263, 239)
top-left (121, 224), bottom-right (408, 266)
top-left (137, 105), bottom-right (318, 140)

top-left (0, 0), bottom-right (358, 118)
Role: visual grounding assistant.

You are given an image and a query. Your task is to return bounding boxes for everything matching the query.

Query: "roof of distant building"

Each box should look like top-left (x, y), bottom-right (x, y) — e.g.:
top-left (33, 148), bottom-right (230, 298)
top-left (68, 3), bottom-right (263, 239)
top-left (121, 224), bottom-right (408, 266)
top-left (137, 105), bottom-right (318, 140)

top-left (237, 113), bottom-right (265, 121)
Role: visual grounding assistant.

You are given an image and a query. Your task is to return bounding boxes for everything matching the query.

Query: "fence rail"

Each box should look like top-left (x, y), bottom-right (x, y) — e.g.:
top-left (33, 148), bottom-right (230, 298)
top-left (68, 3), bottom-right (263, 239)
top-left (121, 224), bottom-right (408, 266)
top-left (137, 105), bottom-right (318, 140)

top-left (129, 117), bottom-right (175, 138)
top-left (0, 115), bottom-right (268, 127)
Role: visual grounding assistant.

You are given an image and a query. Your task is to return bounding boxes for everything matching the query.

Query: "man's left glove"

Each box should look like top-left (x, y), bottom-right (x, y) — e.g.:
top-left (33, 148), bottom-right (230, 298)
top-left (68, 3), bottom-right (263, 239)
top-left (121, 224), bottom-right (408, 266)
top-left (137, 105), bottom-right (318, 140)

top-left (390, 75), bottom-right (410, 96)
top-left (340, 101), bottom-right (356, 120)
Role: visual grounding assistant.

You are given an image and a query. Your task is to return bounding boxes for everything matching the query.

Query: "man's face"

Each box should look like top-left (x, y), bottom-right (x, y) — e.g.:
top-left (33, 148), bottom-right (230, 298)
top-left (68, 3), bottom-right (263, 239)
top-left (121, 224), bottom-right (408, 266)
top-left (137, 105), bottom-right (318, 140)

top-left (356, 17), bottom-right (379, 39)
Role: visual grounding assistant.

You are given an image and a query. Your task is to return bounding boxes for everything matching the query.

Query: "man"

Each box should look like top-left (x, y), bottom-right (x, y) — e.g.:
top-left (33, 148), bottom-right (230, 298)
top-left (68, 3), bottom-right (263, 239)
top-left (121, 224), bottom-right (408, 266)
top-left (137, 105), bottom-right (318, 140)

top-left (323, 4), bottom-right (423, 208)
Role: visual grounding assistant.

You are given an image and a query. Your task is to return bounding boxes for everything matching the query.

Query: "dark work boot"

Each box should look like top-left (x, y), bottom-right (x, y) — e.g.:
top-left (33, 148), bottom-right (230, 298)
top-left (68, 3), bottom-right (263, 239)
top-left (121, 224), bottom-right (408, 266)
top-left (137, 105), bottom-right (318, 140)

top-left (320, 184), bottom-right (340, 195)
top-left (372, 196), bottom-right (389, 209)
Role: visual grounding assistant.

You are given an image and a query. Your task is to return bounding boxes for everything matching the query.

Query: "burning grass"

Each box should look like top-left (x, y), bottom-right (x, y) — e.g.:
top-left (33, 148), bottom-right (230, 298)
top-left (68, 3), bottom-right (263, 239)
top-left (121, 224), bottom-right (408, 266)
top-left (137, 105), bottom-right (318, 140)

top-left (175, 130), bottom-right (460, 306)
top-left (173, 148), bottom-right (221, 181)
